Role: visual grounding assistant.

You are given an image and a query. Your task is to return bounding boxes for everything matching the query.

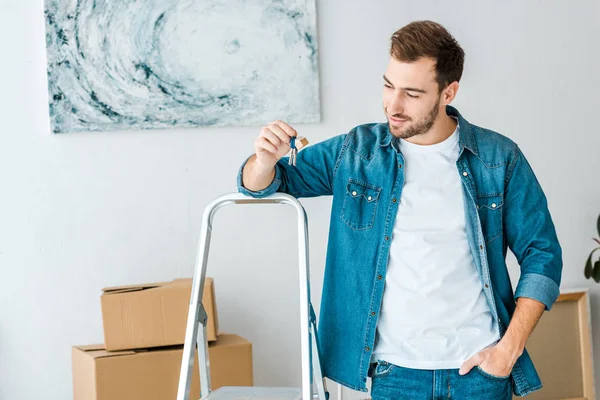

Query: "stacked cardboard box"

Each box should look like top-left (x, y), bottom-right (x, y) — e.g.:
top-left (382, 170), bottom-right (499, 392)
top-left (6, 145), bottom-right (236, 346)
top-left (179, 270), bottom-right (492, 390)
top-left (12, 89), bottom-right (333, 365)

top-left (100, 278), bottom-right (219, 350)
top-left (72, 278), bottom-right (254, 400)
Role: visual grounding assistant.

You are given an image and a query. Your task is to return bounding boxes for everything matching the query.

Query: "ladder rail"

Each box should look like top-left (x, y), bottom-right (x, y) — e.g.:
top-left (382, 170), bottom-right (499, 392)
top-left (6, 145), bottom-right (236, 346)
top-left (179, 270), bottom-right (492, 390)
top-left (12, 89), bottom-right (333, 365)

top-left (176, 192), bottom-right (325, 400)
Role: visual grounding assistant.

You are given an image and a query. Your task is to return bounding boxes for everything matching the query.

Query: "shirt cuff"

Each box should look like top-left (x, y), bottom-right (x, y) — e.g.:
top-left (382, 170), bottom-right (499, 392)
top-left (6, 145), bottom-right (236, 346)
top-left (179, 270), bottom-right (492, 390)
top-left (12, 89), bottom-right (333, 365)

top-left (236, 155), bottom-right (282, 198)
top-left (514, 272), bottom-right (560, 311)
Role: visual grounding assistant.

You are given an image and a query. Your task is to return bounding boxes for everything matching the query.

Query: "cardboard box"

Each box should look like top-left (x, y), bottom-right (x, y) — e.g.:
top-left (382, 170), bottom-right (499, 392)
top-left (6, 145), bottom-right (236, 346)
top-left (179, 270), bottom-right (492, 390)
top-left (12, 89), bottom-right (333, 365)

top-left (72, 333), bottom-right (253, 400)
top-left (205, 333), bottom-right (254, 389)
top-left (101, 278), bottom-right (218, 351)
top-left (518, 290), bottom-right (595, 400)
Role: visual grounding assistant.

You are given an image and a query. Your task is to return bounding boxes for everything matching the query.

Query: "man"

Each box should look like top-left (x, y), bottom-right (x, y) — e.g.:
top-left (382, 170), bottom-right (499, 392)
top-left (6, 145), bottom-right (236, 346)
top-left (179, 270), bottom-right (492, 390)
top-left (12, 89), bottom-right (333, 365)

top-left (237, 20), bottom-right (562, 399)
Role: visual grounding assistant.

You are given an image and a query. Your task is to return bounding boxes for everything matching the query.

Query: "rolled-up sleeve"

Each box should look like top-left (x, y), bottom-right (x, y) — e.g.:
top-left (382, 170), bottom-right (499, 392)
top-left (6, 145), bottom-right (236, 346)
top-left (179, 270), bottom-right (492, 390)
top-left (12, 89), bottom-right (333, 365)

top-left (236, 155), bottom-right (283, 198)
top-left (514, 272), bottom-right (560, 311)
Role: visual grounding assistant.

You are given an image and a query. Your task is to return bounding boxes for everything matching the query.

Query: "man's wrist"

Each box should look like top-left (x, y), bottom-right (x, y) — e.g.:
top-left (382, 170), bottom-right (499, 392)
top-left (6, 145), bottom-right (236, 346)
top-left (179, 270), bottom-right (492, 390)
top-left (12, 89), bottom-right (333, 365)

top-left (253, 155), bottom-right (276, 174)
top-left (497, 334), bottom-right (524, 362)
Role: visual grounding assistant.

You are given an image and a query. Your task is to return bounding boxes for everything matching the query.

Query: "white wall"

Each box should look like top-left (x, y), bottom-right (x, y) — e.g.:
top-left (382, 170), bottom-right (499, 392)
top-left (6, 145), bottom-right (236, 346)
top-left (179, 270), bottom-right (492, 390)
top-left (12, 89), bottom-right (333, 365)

top-left (1, 1), bottom-right (599, 399)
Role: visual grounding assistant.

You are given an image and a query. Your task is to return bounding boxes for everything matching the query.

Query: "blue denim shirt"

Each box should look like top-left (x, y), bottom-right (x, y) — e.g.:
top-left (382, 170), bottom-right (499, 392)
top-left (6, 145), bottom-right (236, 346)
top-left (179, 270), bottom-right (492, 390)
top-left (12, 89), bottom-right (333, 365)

top-left (237, 106), bottom-right (562, 396)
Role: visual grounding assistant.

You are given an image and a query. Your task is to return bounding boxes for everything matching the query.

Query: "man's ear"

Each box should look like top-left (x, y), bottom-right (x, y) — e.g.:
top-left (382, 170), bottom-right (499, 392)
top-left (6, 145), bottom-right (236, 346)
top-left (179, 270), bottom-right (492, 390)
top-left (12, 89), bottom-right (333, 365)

top-left (442, 81), bottom-right (459, 104)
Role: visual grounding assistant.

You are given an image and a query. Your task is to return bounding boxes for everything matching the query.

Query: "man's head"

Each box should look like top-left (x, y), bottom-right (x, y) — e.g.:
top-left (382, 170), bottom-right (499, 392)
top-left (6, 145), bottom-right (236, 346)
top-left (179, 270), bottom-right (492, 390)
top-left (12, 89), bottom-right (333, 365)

top-left (383, 21), bottom-right (464, 139)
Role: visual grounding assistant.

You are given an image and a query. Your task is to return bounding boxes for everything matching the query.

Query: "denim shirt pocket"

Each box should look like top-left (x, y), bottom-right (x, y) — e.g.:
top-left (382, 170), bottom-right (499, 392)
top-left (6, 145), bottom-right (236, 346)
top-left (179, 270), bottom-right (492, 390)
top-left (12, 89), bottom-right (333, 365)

top-left (476, 194), bottom-right (504, 243)
top-left (340, 179), bottom-right (381, 230)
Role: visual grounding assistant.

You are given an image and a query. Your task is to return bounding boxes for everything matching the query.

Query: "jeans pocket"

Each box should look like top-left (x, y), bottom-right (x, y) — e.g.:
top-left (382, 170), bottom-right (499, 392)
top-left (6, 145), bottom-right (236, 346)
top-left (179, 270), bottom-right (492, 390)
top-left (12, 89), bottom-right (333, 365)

top-left (475, 365), bottom-right (511, 381)
top-left (371, 360), bottom-right (395, 378)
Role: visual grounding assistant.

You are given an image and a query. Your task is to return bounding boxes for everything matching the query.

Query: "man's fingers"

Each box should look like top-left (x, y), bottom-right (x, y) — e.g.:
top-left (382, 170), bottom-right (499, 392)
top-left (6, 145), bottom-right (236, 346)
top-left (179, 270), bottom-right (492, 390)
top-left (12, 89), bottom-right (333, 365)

top-left (272, 120), bottom-right (297, 138)
top-left (257, 137), bottom-right (278, 154)
top-left (261, 129), bottom-right (282, 148)
top-left (459, 353), bottom-right (482, 375)
top-left (268, 123), bottom-right (291, 145)
top-left (458, 359), bottom-right (475, 376)
top-left (259, 121), bottom-right (307, 159)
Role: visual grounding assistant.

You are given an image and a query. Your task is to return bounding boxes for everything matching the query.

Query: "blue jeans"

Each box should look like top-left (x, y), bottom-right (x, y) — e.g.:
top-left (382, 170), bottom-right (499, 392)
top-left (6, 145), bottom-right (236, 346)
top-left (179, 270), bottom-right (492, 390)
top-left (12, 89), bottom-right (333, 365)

top-left (369, 360), bottom-right (512, 400)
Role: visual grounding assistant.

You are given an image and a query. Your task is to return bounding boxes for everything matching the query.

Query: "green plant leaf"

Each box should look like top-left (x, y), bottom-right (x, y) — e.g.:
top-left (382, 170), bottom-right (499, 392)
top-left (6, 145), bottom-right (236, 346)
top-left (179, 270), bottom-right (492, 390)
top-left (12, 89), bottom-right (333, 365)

top-left (585, 252), bottom-right (594, 279)
top-left (594, 260), bottom-right (600, 283)
top-left (585, 247), bottom-right (600, 279)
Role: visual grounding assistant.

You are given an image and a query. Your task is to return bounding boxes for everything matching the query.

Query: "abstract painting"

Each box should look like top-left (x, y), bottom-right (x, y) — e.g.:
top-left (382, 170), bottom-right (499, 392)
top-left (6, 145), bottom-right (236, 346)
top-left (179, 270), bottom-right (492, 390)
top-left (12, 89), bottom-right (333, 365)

top-left (44, 0), bottom-right (320, 133)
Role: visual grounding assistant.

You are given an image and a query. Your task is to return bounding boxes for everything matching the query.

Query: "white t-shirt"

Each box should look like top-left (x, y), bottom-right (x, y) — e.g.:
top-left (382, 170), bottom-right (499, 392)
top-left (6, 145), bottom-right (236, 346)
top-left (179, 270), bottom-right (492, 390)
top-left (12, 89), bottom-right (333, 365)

top-left (372, 123), bottom-right (500, 370)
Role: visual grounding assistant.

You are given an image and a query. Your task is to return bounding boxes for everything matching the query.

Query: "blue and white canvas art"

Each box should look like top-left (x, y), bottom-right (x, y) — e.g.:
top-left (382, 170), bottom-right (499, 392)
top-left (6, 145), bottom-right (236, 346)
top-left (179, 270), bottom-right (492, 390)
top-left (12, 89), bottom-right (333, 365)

top-left (44, 0), bottom-right (320, 133)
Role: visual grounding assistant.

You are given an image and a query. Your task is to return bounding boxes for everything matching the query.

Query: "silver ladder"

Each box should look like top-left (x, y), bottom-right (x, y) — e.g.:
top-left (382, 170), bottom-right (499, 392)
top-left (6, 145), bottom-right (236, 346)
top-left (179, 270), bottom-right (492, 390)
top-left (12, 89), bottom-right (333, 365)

top-left (177, 192), bottom-right (329, 400)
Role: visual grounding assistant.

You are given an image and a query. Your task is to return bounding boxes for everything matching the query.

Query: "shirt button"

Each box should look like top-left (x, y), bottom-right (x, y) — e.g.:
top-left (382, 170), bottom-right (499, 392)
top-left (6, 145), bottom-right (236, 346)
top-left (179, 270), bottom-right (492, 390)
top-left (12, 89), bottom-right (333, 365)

top-left (370, 311), bottom-right (376, 316)
top-left (480, 245), bottom-right (484, 250)
top-left (398, 164), bottom-right (403, 168)
top-left (352, 191), bottom-right (357, 196)
top-left (392, 198), bottom-right (397, 203)
top-left (384, 236), bottom-right (389, 241)
top-left (485, 284), bottom-right (490, 288)
top-left (365, 346), bottom-right (370, 352)
top-left (368, 196), bottom-right (372, 201)
top-left (462, 171), bottom-right (468, 177)
top-left (377, 275), bottom-right (382, 280)
top-left (491, 203), bottom-right (497, 208)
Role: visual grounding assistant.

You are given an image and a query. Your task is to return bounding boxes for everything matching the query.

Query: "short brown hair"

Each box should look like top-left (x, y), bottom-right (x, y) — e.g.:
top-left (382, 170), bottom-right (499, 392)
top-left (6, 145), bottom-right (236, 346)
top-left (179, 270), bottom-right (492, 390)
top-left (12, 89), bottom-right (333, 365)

top-left (390, 21), bottom-right (465, 92)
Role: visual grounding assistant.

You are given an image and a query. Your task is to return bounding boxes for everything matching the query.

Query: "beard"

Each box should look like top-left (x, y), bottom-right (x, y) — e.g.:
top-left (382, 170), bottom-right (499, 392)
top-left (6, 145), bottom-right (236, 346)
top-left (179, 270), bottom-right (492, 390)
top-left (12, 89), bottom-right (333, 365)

top-left (387, 100), bottom-right (440, 140)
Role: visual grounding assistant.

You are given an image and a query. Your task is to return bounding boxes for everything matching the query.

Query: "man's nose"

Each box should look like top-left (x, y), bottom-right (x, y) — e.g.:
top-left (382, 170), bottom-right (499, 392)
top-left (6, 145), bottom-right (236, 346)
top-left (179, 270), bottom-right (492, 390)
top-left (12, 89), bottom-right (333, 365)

top-left (387, 94), bottom-right (405, 115)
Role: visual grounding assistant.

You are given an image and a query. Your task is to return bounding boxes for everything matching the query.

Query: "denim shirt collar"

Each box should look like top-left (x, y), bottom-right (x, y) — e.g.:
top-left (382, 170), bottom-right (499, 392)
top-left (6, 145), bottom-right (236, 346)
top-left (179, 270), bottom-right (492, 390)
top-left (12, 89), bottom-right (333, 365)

top-left (379, 105), bottom-right (479, 157)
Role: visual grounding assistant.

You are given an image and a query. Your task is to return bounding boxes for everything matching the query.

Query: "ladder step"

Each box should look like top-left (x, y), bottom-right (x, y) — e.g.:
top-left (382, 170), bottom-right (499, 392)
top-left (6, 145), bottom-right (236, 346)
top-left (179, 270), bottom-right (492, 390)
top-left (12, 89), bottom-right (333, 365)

top-left (202, 386), bottom-right (302, 399)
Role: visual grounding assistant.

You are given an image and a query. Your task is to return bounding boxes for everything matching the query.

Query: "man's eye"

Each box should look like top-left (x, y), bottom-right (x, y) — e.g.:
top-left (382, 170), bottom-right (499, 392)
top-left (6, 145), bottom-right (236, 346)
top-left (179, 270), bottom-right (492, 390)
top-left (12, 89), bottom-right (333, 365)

top-left (407, 93), bottom-right (419, 98)
top-left (384, 84), bottom-right (393, 89)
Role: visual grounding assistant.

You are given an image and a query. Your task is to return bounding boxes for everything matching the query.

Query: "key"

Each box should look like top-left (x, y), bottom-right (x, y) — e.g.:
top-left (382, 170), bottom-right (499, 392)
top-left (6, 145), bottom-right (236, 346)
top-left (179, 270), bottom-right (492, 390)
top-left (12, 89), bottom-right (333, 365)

top-left (288, 136), bottom-right (308, 167)
top-left (289, 136), bottom-right (297, 166)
